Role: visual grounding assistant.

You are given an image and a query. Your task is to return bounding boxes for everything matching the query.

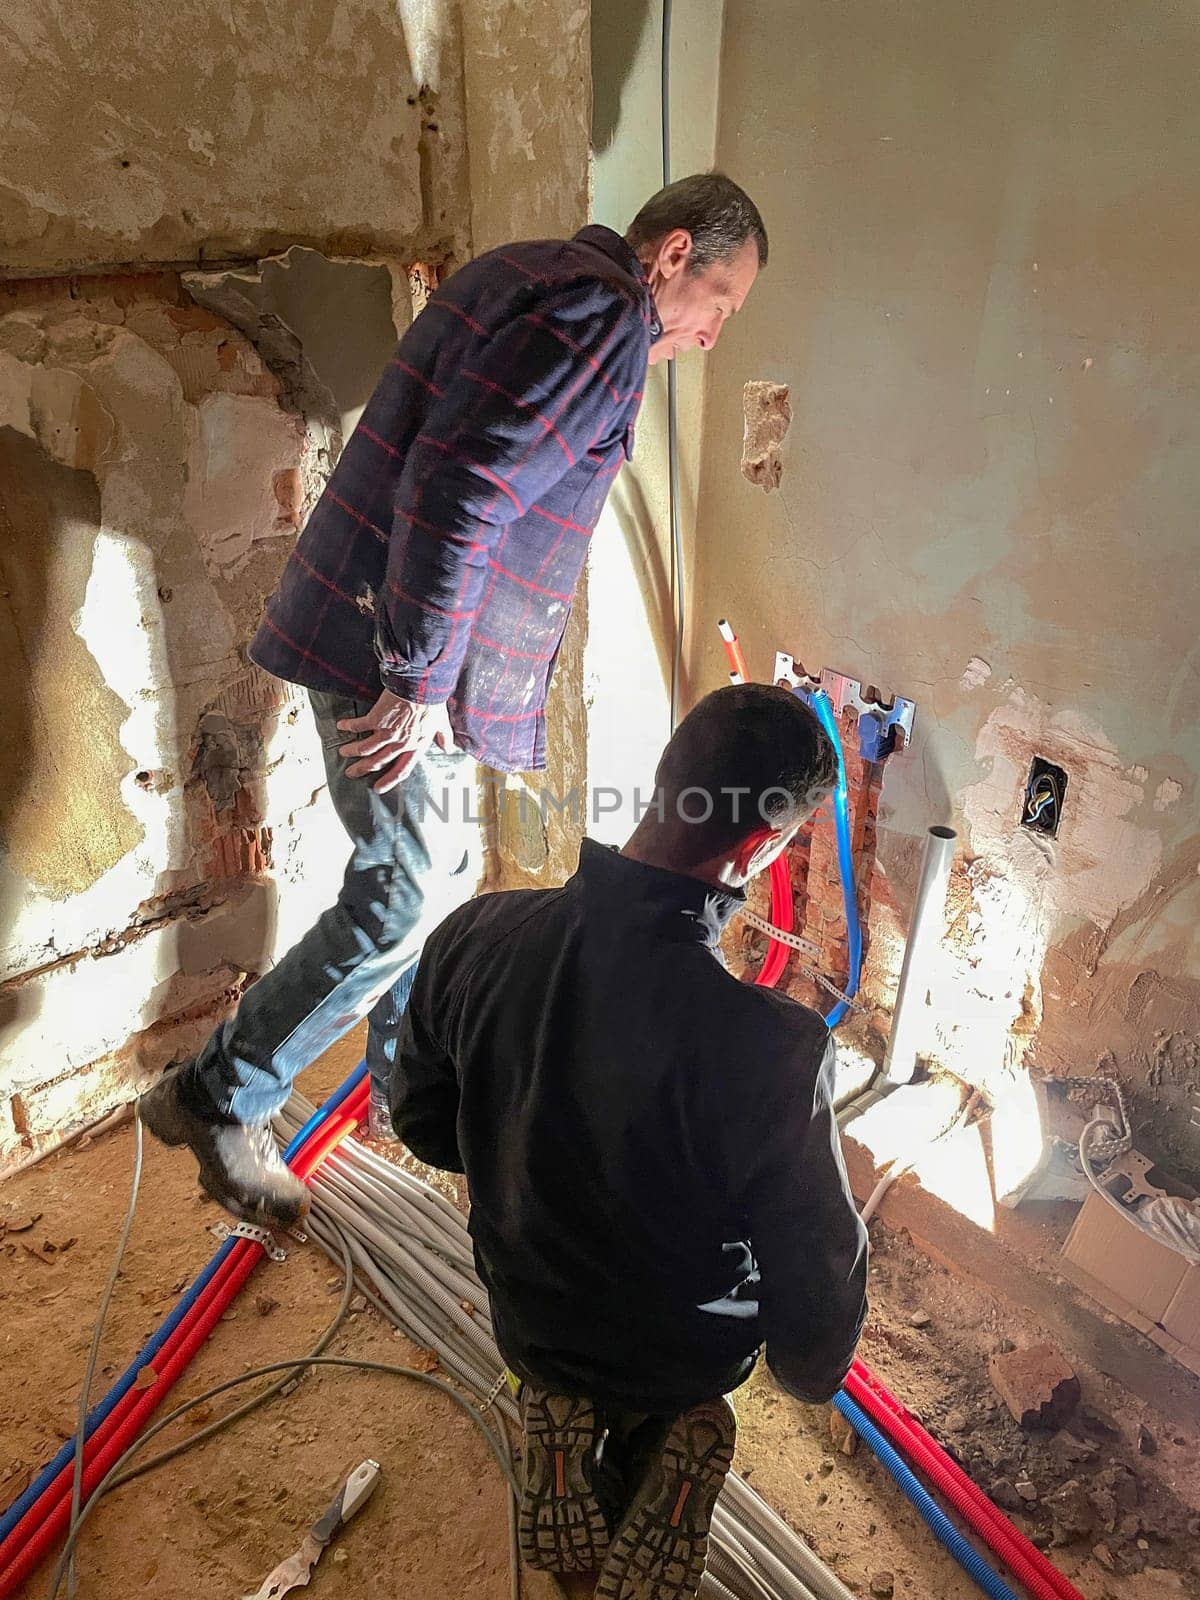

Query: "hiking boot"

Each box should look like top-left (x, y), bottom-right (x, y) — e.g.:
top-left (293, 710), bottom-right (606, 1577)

top-left (596, 1397), bottom-right (736, 1600)
top-left (138, 1064), bottom-right (309, 1230)
top-left (518, 1387), bottom-right (611, 1573)
top-left (366, 1077), bottom-right (400, 1143)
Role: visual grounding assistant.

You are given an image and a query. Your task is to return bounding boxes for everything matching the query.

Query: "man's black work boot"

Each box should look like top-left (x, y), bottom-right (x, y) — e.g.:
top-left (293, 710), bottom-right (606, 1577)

top-left (138, 1064), bottom-right (309, 1230)
top-left (517, 1385), bottom-right (611, 1573)
top-left (596, 1397), bottom-right (736, 1600)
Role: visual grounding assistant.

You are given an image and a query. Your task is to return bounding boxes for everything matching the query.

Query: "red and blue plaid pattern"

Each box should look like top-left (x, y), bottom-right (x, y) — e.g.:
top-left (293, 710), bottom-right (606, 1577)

top-left (249, 226), bottom-right (656, 772)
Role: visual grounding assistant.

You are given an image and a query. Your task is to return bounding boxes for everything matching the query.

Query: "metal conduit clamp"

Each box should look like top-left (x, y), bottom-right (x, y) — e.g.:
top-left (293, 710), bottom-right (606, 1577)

top-left (209, 1220), bottom-right (288, 1263)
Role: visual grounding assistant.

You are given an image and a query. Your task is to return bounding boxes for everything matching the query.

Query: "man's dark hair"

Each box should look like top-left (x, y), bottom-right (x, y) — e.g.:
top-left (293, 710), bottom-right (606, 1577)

top-left (626, 173), bottom-right (768, 271)
top-left (651, 684), bottom-right (836, 863)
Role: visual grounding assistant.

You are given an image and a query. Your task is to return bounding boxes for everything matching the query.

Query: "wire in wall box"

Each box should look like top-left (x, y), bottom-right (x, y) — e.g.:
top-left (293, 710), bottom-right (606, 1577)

top-left (773, 652), bottom-right (916, 762)
top-left (1021, 756), bottom-right (1067, 837)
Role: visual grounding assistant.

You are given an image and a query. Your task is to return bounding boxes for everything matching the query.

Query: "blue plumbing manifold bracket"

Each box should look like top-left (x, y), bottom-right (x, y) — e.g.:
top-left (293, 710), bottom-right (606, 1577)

top-left (773, 653), bottom-right (916, 764)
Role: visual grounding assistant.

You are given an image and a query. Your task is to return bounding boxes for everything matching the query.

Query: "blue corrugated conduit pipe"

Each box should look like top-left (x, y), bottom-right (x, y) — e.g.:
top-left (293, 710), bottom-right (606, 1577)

top-left (805, 689), bottom-right (863, 1028)
top-left (0, 1060), bottom-right (369, 1543)
top-left (832, 1391), bottom-right (1022, 1600)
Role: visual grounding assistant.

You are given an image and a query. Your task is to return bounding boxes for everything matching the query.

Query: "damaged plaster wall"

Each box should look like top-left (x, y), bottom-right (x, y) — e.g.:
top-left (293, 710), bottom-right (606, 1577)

top-left (0, 0), bottom-right (595, 1163)
top-left (0, 0), bottom-right (469, 274)
top-left (689, 0), bottom-right (1200, 1179)
top-left (0, 273), bottom-right (356, 1166)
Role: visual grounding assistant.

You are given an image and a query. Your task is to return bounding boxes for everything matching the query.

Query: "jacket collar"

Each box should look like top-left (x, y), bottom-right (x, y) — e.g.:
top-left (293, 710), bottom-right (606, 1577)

top-left (574, 838), bottom-right (743, 949)
top-left (573, 225), bottom-right (663, 341)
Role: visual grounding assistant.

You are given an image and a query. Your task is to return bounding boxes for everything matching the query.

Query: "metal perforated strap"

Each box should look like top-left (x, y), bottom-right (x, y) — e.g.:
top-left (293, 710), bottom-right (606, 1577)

top-left (737, 909), bottom-right (870, 1015)
top-left (209, 1220), bottom-right (287, 1261)
top-left (478, 1367), bottom-right (511, 1414)
top-left (739, 908), bottom-right (821, 962)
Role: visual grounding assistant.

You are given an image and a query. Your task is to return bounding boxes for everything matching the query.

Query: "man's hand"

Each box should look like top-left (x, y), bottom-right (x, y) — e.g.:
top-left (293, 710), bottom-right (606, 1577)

top-left (337, 689), bottom-right (457, 793)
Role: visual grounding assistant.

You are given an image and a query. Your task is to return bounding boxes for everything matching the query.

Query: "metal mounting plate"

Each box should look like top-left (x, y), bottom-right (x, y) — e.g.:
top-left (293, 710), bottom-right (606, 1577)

top-left (773, 653), bottom-right (916, 752)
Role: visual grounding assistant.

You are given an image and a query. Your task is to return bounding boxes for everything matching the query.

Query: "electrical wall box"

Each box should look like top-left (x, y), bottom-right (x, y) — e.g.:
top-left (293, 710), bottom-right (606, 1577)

top-left (1021, 756), bottom-right (1067, 837)
top-left (1061, 1190), bottom-right (1200, 1376)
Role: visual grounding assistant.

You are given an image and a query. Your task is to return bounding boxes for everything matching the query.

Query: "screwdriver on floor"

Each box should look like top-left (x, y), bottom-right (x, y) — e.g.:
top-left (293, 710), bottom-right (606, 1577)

top-left (244, 1459), bottom-right (382, 1600)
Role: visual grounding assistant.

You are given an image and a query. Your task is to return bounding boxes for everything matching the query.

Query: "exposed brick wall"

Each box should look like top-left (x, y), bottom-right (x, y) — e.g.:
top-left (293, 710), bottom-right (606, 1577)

top-left (724, 706), bottom-right (888, 1032)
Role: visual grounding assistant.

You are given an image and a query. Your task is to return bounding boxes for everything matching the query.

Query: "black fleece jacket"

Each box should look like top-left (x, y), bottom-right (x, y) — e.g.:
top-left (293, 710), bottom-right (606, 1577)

top-left (391, 839), bottom-right (868, 1413)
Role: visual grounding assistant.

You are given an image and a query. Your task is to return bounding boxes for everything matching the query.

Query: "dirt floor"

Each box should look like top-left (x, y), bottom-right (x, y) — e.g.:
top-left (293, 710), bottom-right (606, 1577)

top-left (2, 1030), bottom-right (1199, 1599)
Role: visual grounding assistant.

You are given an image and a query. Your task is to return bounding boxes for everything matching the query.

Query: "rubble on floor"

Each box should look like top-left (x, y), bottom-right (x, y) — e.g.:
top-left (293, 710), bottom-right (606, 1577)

top-left (737, 1226), bottom-right (1200, 1597)
top-left (2, 1040), bottom-right (1199, 1600)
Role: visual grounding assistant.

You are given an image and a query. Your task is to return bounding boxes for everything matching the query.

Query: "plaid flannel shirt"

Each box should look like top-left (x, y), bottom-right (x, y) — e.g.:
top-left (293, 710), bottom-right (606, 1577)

top-left (249, 225), bottom-right (658, 772)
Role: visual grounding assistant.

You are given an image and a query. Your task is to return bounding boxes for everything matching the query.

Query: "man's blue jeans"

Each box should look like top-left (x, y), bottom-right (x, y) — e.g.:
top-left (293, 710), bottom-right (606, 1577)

top-left (186, 690), bottom-right (479, 1124)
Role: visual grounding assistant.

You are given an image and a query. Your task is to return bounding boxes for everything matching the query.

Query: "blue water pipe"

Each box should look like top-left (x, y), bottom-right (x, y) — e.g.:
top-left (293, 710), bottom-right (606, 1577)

top-left (805, 689), bottom-right (863, 1028)
top-left (0, 1239), bottom-right (235, 1542)
top-left (832, 1391), bottom-right (1021, 1600)
top-left (282, 1059), bottom-right (368, 1158)
top-left (0, 1061), bottom-right (368, 1541)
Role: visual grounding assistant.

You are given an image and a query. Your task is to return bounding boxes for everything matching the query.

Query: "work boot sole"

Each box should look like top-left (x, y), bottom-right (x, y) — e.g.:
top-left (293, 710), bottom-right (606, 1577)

top-left (195, 1167), bottom-right (310, 1231)
top-left (518, 1390), bottom-right (610, 1573)
top-left (596, 1398), bottom-right (736, 1600)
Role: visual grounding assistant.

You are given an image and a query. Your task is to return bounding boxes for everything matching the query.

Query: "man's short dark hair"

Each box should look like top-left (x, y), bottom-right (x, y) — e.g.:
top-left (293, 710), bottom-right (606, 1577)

top-left (652, 684), bottom-right (835, 862)
top-left (626, 173), bottom-right (768, 271)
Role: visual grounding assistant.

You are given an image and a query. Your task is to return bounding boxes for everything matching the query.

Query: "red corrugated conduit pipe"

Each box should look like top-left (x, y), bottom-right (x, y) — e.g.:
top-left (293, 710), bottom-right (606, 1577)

top-left (754, 831), bottom-right (1084, 1600)
top-left (0, 1080), bottom-right (369, 1597)
top-left (845, 1362), bottom-right (1085, 1600)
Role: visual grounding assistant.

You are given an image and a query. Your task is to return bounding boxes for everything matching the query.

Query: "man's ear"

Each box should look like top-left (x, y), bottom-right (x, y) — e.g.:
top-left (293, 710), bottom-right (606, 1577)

top-left (656, 228), bottom-right (693, 279)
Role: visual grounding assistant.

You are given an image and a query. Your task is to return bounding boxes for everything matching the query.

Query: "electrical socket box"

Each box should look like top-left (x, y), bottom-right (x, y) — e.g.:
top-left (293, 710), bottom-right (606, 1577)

top-left (1021, 757), bottom-right (1067, 837)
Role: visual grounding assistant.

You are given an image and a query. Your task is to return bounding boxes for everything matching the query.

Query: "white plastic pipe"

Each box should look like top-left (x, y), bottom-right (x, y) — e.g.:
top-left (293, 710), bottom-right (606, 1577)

top-left (881, 825), bottom-right (957, 1086)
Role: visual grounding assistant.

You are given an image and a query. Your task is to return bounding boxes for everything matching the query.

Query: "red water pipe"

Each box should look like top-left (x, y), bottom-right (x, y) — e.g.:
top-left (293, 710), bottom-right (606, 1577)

top-left (717, 618), bottom-right (749, 683)
top-left (754, 855), bottom-right (792, 989)
top-left (0, 1083), bottom-right (369, 1596)
top-left (748, 842), bottom-right (1082, 1598)
top-left (0, 1238), bottom-right (263, 1595)
top-left (845, 1360), bottom-right (1084, 1600)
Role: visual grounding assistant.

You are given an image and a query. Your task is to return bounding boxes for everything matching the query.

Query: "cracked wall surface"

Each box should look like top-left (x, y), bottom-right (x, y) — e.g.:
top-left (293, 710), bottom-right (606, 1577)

top-left (0, 0), bottom-right (470, 275)
top-left (687, 0), bottom-right (1200, 1180)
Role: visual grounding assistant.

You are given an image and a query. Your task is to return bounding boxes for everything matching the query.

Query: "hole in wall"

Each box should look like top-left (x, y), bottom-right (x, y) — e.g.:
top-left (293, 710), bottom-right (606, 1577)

top-left (1020, 756), bottom-right (1067, 837)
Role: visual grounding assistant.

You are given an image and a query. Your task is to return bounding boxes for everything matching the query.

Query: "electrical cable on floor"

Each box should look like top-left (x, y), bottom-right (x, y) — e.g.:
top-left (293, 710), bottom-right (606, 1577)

top-left (103, 1223), bottom-right (357, 1492)
top-left (47, 1350), bottom-right (521, 1597)
top-left (49, 1091), bottom-right (525, 1599)
top-left (42, 1078), bottom-right (858, 1600)
top-left (276, 1094), bottom-right (853, 1600)
top-left (65, 1117), bottom-right (143, 1600)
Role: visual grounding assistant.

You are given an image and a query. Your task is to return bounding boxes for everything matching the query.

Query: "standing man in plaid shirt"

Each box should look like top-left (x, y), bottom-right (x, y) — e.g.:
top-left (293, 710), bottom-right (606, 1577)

top-left (140, 174), bottom-right (768, 1228)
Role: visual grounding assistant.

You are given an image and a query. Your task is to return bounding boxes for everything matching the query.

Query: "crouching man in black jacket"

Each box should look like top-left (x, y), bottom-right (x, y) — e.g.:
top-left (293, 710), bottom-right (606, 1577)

top-left (390, 685), bottom-right (868, 1600)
